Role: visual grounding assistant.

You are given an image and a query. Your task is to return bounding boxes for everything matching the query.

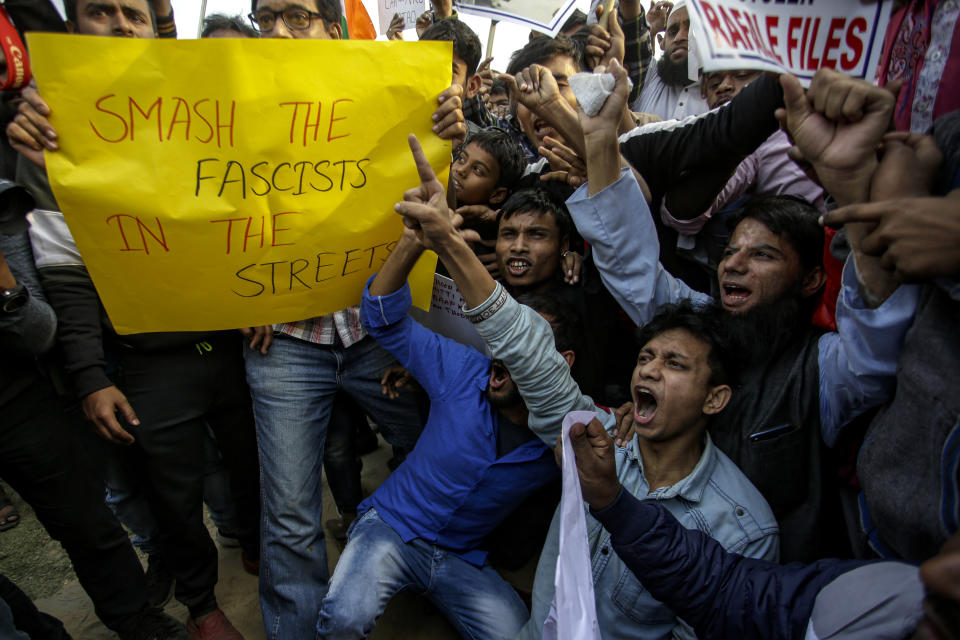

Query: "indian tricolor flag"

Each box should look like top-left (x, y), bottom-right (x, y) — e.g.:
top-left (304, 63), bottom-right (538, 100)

top-left (340, 0), bottom-right (377, 39)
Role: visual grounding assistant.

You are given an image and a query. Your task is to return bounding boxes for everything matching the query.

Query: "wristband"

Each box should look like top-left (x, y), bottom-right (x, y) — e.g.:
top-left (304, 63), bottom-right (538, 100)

top-left (0, 5), bottom-right (30, 90)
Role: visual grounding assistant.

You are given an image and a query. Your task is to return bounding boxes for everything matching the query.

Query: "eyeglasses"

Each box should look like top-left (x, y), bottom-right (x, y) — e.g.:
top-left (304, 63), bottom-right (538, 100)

top-left (247, 7), bottom-right (331, 32)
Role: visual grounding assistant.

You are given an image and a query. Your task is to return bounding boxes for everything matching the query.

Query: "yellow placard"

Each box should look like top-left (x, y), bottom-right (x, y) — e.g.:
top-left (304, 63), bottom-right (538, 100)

top-left (27, 33), bottom-right (449, 334)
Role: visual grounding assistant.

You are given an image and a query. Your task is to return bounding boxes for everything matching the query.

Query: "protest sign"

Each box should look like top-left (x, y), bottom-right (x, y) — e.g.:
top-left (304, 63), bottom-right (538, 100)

top-left (687, 0), bottom-right (893, 82)
top-left (377, 0), bottom-right (425, 35)
top-left (28, 34), bottom-right (449, 334)
top-left (456, 0), bottom-right (579, 37)
top-left (408, 273), bottom-right (489, 355)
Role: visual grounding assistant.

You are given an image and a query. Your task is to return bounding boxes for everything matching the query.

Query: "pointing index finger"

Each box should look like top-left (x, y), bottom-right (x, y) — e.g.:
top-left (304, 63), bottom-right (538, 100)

top-left (407, 134), bottom-right (438, 185)
top-left (820, 203), bottom-right (883, 228)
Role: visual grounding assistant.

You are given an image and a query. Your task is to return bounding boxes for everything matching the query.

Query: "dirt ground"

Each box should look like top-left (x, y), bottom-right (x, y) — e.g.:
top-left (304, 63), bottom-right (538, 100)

top-left (0, 437), bottom-right (537, 639)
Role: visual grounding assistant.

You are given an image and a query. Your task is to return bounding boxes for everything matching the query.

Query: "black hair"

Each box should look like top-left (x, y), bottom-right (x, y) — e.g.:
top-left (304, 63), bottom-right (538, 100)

top-left (727, 194), bottom-right (824, 275)
top-left (250, 0), bottom-right (341, 27)
top-left (490, 77), bottom-right (509, 96)
top-left (515, 292), bottom-right (583, 356)
top-left (560, 9), bottom-right (588, 34)
top-left (506, 35), bottom-right (583, 76)
top-left (636, 301), bottom-right (734, 387)
top-left (458, 128), bottom-right (525, 191)
top-left (496, 188), bottom-right (572, 243)
top-left (65, 0), bottom-right (156, 28)
top-left (419, 19), bottom-right (482, 77)
top-left (202, 13), bottom-right (259, 38)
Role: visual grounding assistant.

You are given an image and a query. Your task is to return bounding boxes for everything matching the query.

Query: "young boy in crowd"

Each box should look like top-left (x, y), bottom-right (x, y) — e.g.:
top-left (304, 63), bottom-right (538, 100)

top-left (419, 18), bottom-right (487, 132)
top-left (451, 128), bottom-right (526, 269)
top-left (452, 128), bottom-right (525, 210)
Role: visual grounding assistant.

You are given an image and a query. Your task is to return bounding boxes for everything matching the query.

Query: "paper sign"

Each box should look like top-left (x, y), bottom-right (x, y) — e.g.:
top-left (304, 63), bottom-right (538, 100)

top-left (377, 0), bottom-right (425, 35)
top-left (408, 273), bottom-right (489, 355)
top-left (687, 0), bottom-right (893, 82)
top-left (28, 34), bottom-right (449, 334)
top-left (457, 0), bottom-right (579, 37)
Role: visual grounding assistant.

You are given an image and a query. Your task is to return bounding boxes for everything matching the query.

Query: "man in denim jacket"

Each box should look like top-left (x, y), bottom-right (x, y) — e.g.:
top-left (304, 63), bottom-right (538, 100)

top-left (393, 135), bottom-right (779, 640)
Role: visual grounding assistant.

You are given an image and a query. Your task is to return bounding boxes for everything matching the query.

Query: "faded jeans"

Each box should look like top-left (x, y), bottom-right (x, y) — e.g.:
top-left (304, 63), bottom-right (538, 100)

top-left (316, 508), bottom-right (529, 640)
top-left (245, 335), bottom-right (424, 640)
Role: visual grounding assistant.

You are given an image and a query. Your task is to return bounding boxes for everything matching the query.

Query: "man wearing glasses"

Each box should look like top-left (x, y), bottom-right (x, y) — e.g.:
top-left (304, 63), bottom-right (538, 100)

top-left (248, 0), bottom-right (342, 39)
top-left (244, 2), bottom-right (469, 639)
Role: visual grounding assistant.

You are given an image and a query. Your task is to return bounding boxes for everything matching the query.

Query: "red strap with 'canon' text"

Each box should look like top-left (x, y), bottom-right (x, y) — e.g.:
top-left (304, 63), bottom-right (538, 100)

top-left (0, 5), bottom-right (30, 90)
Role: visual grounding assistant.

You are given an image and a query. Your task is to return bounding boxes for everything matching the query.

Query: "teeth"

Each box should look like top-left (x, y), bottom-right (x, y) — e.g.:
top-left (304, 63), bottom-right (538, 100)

top-left (636, 388), bottom-right (656, 419)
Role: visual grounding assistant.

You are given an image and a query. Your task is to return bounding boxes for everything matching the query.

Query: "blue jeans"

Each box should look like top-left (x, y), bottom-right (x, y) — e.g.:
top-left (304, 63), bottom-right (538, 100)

top-left (245, 335), bottom-right (424, 640)
top-left (316, 509), bottom-right (528, 640)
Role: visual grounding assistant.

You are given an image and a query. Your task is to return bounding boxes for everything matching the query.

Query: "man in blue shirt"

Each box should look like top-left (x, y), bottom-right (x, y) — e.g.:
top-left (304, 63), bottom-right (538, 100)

top-left (384, 135), bottom-right (778, 640)
top-left (315, 221), bottom-right (577, 638)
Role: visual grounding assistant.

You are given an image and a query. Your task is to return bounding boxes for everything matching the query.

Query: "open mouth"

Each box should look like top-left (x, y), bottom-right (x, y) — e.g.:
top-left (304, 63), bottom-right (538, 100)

top-left (633, 387), bottom-right (658, 424)
top-left (721, 282), bottom-right (752, 308)
top-left (489, 360), bottom-right (510, 391)
top-left (533, 119), bottom-right (556, 141)
top-left (506, 256), bottom-right (532, 277)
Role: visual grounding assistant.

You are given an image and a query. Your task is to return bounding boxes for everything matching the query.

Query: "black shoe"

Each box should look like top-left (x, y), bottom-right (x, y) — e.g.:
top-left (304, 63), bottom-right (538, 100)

top-left (356, 421), bottom-right (380, 456)
top-left (324, 512), bottom-right (356, 542)
top-left (116, 607), bottom-right (190, 640)
top-left (144, 555), bottom-right (175, 609)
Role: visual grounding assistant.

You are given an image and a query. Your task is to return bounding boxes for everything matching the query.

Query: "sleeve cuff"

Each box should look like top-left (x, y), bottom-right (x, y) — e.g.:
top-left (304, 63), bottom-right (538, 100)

top-left (568, 166), bottom-right (633, 206)
top-left (360, 275), bottom-right (412, 328)
top-left (840, 256), bottom-right (920, 313)
top-left (590, 487), bottom-right (656, 542)
top-left (73, 365), bottom-right (114, 399)
top-left (462, 282), bottom-right (508, 323)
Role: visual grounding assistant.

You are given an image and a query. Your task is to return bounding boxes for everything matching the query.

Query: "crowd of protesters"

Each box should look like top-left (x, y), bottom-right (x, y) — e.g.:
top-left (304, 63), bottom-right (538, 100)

top-left (0, 0), bottom-right (957, 639)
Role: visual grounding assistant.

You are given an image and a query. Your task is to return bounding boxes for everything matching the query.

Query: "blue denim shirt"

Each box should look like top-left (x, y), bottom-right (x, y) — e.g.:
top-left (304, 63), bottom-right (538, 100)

top-left (358, 277), bottom-right (558, 567)
top-left (465, 286), bottom-right (779, 640)
top-left (567, 169), bottom-right (921, 447)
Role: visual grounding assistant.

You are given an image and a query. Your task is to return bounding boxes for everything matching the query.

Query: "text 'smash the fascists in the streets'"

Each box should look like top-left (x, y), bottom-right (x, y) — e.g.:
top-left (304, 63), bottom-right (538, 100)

top-left (29, 34), bottom-right (450, 334)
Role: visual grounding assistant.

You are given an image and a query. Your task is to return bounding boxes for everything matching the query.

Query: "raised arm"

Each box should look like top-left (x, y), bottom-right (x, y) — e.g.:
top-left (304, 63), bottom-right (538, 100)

top-left (619, 72), bottom-right (783, 206)
top-left (570, 61), bottom-right (710, 326)
top-left (569, 417), bottom-right (865, 640)
top-left (779, 69), bottom-right (901, 307)
top-left (394, 135), bottom-right (599, 444)
top-left (777, 68), bottom-right (926, 444)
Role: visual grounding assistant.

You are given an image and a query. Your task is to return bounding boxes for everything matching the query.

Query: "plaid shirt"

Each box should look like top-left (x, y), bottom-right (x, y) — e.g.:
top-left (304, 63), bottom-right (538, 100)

top-left (274, 306), bottom-right (366, 348)
top-left (621, 6), bottom-right (653, 106)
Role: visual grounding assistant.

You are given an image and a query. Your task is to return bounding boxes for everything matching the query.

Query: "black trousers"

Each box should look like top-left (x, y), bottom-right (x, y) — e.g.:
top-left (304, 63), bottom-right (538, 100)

top-left (0, 374), bottom-right (147, 631)
top-left (0, 574), bottom-right (71, 639)
top-left (110, 331), bottom-right (261, 617)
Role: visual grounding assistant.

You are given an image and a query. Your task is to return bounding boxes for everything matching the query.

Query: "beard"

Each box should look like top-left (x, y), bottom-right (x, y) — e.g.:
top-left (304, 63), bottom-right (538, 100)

top-left (657, 54), bottom-right (690, 87)
top-left (486, 360), bottom-right (524, 409)
top-left (486, 382), bottom-right (523, 409)
top-left (722, 288), bottom-right (806, 365)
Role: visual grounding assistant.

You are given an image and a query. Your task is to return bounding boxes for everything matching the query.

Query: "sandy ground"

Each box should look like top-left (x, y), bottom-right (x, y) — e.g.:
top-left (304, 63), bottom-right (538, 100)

top-left (0, 436), bottom-right (538, 639)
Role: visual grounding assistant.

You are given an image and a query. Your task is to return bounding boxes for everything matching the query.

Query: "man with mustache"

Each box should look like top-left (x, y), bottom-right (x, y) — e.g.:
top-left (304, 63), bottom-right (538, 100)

top-left (390, 135), bottom-right (778, 640)
top-left (631, 2), bottom-right (709, 120)
top-left (567, 62), bottom-right (921, 562)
